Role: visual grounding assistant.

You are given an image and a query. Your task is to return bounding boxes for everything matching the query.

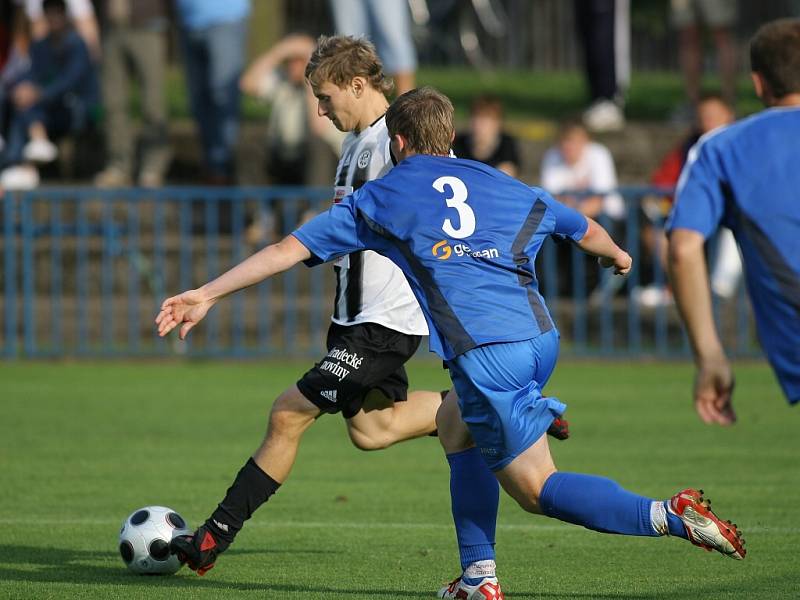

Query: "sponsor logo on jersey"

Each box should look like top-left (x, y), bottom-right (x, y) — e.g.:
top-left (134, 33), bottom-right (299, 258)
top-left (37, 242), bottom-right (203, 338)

top-left (432, 240), bottom-right (452, 260)
top-left (357, 149), bottom-right (371, 169)
top-left (432, 240), bottom-right (499, 260)
top-left (320, 389), bottom-right (338, 403)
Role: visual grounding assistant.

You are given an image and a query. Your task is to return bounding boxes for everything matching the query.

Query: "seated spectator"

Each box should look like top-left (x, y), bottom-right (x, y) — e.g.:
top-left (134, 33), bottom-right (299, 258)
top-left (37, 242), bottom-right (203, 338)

top-left (538, 121), bottom-right (623, 298)
top-left (636, 94), bottom-right (736, 307)
top-left (25, 0), bottom-right (100, 61)
top-left (239, 33), bottom-right (344, 241)
top-left (240, 33), bottom-right (343, 187)
top-left (540, 120), bottom-right (624, 222)
top-left (0, 1), bottom-right (31, 155)
top-left (453, 94), bottom-right (521, 178)
top-left (0, 0), bottom-right (98, 189)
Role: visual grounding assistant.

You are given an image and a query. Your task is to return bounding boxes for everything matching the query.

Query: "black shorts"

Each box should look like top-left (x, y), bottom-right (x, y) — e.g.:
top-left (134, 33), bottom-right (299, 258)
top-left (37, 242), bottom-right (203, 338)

top-left (297, 321), bottom-right (422, 419)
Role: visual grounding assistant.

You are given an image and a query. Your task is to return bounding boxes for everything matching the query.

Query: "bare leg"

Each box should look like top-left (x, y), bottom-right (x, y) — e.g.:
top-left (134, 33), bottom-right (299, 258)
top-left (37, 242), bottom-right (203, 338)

top-left (494, 434), bottom-right (557, 514)
top-left (392, 71), bottom-right (416, 96)
top-left (346, 389), bottom-right (441, 450)
top-left (713, 27), bottom-right (738, 107)
top-left (252, 385), bottom-right (321, 482)
top-left (678, 25), bottom-right (702, 106)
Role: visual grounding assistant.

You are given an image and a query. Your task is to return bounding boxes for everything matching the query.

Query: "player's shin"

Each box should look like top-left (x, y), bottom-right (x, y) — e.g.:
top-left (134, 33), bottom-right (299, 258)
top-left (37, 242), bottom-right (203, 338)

top-left (538, 472), bottom-right (687, 539)
top-left (447, 447), bottom-right (499, 572)
top-left (206, 457), bottom-right (282, 548)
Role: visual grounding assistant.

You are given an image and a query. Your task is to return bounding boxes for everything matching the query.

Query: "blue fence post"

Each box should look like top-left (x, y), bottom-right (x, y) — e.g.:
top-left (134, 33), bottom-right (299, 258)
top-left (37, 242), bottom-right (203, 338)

top-left (22, 193), bottom-right (35, 356)
top-left (76, 197), bottom-right (89, 355)
top-left (51, 199), bottom-right (63, 354)
top-left (625, 190), bottom-right (641, 356)
top-left (3, 191), bottom-right (16, 358)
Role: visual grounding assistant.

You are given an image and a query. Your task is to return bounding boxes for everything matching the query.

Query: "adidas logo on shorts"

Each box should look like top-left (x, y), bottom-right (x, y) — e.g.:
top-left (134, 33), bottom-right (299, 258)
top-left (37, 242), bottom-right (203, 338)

top-left (320, 390), bottom-right (338, 403)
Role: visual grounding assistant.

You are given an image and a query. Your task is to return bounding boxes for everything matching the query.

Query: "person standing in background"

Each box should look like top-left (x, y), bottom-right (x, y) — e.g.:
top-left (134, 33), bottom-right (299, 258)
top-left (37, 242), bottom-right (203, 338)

top-left (329, 0), bottom-right (416, 96)
top-left (174, 0), bottom-right (250, 185)
top-left (574, 0), bottom-right (629, 132)
top-left (671, 0), bottom-right (738, 121)
top-left (94, 0), bottom-right (172, 188)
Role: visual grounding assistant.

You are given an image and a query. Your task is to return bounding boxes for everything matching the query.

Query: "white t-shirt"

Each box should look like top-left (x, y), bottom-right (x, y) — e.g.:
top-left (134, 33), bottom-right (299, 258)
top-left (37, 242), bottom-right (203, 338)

top-left (540, 141), bottom-right (625, 220)
top-left (329, 115), bottom-right (428, 335)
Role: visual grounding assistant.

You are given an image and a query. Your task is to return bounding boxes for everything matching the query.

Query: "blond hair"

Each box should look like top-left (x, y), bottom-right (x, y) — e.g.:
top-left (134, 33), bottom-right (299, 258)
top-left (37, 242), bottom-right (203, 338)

top-left (386, 87), bottom-right (454, 155)
top-left (305, 35), bottom-right (393, 95)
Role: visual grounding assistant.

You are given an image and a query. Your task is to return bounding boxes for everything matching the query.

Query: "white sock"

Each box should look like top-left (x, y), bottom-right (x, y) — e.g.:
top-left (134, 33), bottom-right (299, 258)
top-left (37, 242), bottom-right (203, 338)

top-left (650, 500), bottom-right (668, 535)
top-left (464, 559), bottom-right (496, 580)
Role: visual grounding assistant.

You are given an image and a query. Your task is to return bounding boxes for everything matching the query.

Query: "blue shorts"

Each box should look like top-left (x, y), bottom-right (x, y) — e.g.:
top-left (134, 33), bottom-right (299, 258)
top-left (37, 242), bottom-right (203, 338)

top-left (446, 329), bottom-right (565, 472)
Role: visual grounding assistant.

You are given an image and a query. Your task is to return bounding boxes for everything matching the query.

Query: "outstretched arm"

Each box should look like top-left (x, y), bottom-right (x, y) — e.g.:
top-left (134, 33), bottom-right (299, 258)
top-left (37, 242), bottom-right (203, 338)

top-left (667, 228), bottom-right (735, 425)
top-left (155, 234), bottom-right (311, 339)
top-left (575, 217), bottom-right (632, 275)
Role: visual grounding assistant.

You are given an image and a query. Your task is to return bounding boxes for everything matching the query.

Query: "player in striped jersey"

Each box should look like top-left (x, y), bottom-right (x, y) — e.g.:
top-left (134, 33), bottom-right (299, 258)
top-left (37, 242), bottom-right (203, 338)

top-left (160, 35), bottom-right (444, 575)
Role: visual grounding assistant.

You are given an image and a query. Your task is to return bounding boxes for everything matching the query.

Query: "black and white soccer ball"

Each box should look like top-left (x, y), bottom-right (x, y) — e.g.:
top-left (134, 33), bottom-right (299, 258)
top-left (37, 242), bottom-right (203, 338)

top-left (119, 506), bottom-right (191, 574)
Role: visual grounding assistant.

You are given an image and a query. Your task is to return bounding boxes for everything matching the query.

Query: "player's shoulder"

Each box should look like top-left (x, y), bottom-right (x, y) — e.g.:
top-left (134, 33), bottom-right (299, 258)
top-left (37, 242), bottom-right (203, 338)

top-left (699, 106), bottom-right (800, 154)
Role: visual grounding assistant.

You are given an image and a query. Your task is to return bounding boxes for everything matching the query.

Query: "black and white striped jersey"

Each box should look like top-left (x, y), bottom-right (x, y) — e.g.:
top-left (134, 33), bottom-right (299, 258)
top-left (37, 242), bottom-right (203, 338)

top-left (329, 115), bottom-right (428, 335)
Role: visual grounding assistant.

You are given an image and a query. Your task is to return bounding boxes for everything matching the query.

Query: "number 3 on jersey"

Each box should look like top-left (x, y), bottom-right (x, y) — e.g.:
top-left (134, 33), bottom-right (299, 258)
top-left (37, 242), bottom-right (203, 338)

top-left (433, 176), bottom-right (475, 239)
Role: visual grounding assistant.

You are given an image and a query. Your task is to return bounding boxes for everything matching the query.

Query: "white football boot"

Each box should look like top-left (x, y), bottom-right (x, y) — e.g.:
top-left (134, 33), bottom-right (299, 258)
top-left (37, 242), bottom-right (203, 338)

top-left (667, 488), bottom-right (745, 560)
top-left (437, 575), bottom-right (504, 599)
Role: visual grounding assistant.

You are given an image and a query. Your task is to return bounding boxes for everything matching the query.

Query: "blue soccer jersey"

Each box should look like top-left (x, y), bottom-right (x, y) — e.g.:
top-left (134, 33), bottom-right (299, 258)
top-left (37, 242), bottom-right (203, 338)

top-left (293, 155), bottom-right (588, 360)
top-left (667, 106), bottom-right (800, 404)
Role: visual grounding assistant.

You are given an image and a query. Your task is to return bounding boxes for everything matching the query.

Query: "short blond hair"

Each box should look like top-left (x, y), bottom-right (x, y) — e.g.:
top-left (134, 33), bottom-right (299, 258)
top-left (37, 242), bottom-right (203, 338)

top-left (305, 35), bottom-right (393, 95)
top-left (386, 87), bottom-right (454, 156)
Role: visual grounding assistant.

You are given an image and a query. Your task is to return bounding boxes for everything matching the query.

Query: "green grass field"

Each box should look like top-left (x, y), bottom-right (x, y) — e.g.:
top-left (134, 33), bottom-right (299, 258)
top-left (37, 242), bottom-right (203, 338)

top-left (0, 360), bottom-right (797, 599)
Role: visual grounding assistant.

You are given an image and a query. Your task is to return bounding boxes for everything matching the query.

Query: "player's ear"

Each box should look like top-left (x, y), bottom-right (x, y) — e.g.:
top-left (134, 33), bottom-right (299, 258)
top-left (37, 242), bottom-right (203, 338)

top-left (750, 72), bottom-right (767, 102)
top-left (351, 76), bottom-right (365, 98)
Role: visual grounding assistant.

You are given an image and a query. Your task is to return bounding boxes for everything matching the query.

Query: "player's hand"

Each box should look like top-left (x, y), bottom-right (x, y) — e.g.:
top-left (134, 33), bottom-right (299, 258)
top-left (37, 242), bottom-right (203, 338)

top-left (694, 356), bottom-right (736, 426)
top-left (598, 250), bottom-right (632, 275)
top-left (155, 289), bottom-right (214, 340)
top-left (12, 82), bottom-right (40, 110)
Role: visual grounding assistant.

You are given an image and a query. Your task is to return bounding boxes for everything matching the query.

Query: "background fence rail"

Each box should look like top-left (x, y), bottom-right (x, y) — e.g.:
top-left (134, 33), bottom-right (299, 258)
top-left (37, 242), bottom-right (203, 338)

top-left (0, 185), bottom-right (758, 359)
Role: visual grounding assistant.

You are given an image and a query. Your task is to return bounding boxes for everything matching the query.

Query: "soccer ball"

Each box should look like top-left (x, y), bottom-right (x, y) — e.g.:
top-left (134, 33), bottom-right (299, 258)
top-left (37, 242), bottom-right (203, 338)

top-left (119, 506), bottom-right (191, 574)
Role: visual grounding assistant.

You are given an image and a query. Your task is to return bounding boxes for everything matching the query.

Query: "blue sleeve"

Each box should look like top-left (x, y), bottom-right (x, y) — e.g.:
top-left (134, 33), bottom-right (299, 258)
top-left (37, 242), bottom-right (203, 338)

top-left (666, 140), bottom-right (724, 239)
top-left (291, 196), bottom-right (366, 267)
top-left (539, 190), bottom-right (589, 241)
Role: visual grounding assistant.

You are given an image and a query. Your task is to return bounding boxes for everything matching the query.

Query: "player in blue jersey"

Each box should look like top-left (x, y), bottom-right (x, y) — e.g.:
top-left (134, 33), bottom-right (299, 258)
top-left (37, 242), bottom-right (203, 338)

top-left (156, 87), bottom-right (745, 598)
top-left (668, 18), bottom-right (800, 425)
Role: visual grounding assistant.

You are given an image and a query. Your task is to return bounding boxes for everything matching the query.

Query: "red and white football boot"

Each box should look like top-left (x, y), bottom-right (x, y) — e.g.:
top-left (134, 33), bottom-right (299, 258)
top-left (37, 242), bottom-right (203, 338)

top-left (668, 488), bottom-right (746, 560)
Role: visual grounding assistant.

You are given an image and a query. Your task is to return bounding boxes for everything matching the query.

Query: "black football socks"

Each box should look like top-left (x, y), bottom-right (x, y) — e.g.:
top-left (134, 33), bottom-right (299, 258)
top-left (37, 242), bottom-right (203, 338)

top-left (205, 457), bottom-right (281, 548)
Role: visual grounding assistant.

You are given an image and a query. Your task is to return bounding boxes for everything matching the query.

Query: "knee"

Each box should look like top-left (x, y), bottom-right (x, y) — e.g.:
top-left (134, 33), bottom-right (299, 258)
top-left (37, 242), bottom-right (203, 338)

top-left (267, 393), bottom-right (315, 440)
top-left (512, 468), bottom-right (557, 515)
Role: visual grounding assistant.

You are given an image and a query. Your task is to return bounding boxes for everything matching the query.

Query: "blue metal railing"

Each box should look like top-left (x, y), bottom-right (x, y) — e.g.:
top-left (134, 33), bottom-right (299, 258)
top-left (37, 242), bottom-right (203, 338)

top-left (0, 185), bottom-right (759, 359)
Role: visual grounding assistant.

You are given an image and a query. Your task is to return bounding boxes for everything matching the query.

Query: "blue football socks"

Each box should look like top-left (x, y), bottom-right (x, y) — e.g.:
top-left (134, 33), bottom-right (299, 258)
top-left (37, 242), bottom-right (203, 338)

top-left (447, 447), bottom-right (499, 569)
top-left (539, 472), bottom-right (686, 539)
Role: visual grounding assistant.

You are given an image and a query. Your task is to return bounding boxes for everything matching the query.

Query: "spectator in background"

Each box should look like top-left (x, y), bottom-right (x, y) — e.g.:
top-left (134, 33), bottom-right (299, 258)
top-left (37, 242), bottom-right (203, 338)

top-left (671, 0), bottom-right (738, 121)
top-left (175, 0), bottom-right (250, 185)
top-left (25, 0), bottom-right (100, 61)
top-left (540, 120), bottom-right (624, 297)
top-left (635, 94), bottom-right (736, 307)
top-left (330, 0), bottom-right (416, 96)
top-left (240, 33), bottom-right (343, 188)
top-left (540, 120), bottom-right (624, 222)
top-left (574, 0), bottom-right (629, 132)
top-left (453, 94), bottom-right (520, 178)
top-left (0, 0), bottom-right (98, 189)
top-left (94, 0), bottom-right (171, 188)
top-left (239, 33), bottom-right (344, 242)
top-left (0, 0), bottom-right (31, 154)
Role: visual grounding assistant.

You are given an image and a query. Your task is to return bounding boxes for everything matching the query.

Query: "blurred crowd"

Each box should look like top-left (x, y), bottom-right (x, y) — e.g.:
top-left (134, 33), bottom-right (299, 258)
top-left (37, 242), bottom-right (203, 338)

top-left (0, 0), bottom-right (792, 300)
